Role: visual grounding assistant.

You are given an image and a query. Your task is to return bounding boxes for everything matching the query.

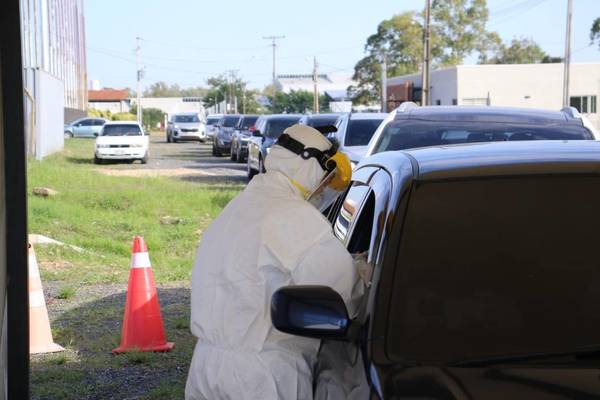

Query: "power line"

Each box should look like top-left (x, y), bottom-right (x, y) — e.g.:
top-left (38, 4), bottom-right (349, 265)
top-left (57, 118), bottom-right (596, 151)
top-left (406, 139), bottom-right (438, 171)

top-left (263, 35), bottom-right (285, 109)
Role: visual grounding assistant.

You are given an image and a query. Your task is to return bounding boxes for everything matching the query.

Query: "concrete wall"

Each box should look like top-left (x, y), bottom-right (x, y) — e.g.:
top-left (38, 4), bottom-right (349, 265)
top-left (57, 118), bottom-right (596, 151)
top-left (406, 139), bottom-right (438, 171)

top-left (35, 70), bottom-right (64, 160)
top-left (387, 66), bottom-right (457, 106)
top-left (64, 107), bottom-right (86, 124)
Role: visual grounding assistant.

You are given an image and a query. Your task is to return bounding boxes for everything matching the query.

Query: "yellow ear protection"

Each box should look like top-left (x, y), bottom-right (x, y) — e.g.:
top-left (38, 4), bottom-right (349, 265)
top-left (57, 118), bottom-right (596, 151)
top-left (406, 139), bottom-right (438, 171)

top-left (276, 133), bottom-right (352, 191)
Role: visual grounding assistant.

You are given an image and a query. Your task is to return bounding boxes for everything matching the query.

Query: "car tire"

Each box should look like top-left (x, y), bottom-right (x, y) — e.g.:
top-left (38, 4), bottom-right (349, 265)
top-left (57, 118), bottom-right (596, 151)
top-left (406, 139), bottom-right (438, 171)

top-left (230, 144), bottom-right (237, 161)
top-left (93, 156), bottom-right (102, 164)
top-left (236, 145), bottom-right (244, 163)
top-left (167, 133), bottom-right (171, 143)
top-left (247, 160), bottom-right (257, 181)
top-left (64, 131), bottom-right (73, 139)
top-left (141, 152), bottom-right (149, 164)
top-left (259, 156), bottom-right (266, 173)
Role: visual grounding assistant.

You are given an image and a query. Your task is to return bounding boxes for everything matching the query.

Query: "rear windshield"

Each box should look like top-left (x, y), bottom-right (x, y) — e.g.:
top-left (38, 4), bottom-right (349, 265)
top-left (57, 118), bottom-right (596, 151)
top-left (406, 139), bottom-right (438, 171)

top-left (102, 124), bottom-right (142, 136)
top-left (265, 118), bottom-right (300, 138)
top-left (240, 116), bottom-right (258, 129)
top-left (206, 117), bottom-right (220, 125)
top-left (373, 120), bottom-right (593, 153)
top-left (306, 115), bottom-right (339, 128)
top-left (387, 176), bottom-right (600, 364)
top-left (222, 116), bottom-right (241, 127)
top-left (345, 119), bottom-right (384, 146)
top-left (174, 114), bottom-right (199, 123)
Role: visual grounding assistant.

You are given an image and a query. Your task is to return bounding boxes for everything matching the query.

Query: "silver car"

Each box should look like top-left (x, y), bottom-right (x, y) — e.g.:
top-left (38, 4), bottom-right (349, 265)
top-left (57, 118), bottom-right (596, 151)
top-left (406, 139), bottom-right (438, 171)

top-left (205, 114), bottom-right (223, 139)
top-left (64, 117), bottom-right (106, 138)
top-left (331, 113), bottom-right (387, 164)
top-left (166, 113), bottom-right (206, 143)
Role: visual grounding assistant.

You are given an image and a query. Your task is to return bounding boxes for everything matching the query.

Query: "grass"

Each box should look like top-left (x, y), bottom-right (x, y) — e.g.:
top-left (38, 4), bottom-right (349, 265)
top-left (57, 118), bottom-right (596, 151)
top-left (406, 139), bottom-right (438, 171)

top-left (28, 138), bottom-right (243, 284)
top-left (29, 138), bottom-right (243, 399)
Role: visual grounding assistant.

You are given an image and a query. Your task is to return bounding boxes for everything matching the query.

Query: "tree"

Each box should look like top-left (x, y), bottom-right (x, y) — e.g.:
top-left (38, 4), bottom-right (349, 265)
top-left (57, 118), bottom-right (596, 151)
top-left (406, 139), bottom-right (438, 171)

top-left (203, 74), bottom-right (262, 113)
top-left (143, 81), bottom-right (207, 98)
top-left (488, 38), bottom-right (548, 64)
top-left (591, 17), bottom-right (600, 50)
top-left (349, 11), bottom-right (432, 105)
top-left (130, 105), bottom-right (165, 130)
top-left (432, 0), bottom-right (492, 65)
top-left (268, 90), bottom-right (328, 114)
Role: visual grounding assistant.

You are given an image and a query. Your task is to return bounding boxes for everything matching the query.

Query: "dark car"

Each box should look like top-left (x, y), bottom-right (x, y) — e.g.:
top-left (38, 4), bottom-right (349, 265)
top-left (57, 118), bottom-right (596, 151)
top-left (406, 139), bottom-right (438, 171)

top-left (365, 105), bottom-right (597, 158)
top-left (271, 140), bottom-right (600, 399)
top-left (299, 113), bottom-right (342, 130)
top-left (230, 115), bottom-right (259, 162)
top-left (212, 114), bottom-right (242, 157)
top-left (247, 114), bottom-right (302, 180)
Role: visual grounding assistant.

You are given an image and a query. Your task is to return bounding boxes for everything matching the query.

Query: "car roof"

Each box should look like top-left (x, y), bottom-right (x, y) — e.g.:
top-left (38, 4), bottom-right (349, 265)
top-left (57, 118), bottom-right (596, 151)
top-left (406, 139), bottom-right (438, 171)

top-left (103, 121), bottom-right (141, 126)
top-left (349, 112), bottom-right (387, 120)
top-left (172, 112), bottom-right (199, 115)
top-left (206, 114), bottom-right (223, 118)
top-left (364, 141), bottom-right (600, 181)
top-left (395, 106), bottom-right (582, 126)
top-left (305, 113), bottom-right (341, 119)
top-left (263, 114), bottom-right (303, 120)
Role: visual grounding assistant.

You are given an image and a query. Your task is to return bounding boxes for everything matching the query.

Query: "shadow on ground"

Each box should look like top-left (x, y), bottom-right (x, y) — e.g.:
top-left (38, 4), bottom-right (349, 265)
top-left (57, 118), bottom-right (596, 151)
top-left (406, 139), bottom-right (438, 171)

top-left (31, 286), bottom-right (193, 400)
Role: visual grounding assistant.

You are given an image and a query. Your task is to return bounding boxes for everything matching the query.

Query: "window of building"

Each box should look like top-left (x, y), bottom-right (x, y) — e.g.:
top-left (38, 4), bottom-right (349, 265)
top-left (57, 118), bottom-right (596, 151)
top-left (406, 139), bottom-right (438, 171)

top-left (570, 95), bottom-right (597, 114)
top-left (452, 99), bottom-right (457, 105)
top-left (435, 100), bottom-right (441, 106)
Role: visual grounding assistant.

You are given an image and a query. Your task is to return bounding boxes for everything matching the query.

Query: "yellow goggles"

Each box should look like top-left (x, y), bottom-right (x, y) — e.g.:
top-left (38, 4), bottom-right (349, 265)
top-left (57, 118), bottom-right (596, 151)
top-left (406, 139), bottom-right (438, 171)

top-left (325, 151), bottom-right (352, 191)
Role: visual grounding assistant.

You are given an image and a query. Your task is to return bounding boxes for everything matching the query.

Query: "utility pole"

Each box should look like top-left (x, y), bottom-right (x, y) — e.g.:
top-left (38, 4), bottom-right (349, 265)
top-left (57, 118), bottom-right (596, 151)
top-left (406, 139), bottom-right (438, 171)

top-left (381, 53), bottom-right (388, 112)
top-left (562, 0), bottom-right (573, 107)
top-left (312, 56), bottom-right (319, 113)
top-left (263, 35), bottom-right (285, 111)
top-left (422, 0), bottom-right (431, 106)
top-left (135, 36), bottom-right (143, 123)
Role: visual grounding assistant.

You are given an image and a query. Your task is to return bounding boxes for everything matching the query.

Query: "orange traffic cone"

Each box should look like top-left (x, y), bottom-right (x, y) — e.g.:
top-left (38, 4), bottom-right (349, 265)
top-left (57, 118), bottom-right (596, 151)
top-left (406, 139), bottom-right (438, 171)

top-left (29, 243), bottom-right (64, 354)
top-left (113, 236), bottom-right (174, 353)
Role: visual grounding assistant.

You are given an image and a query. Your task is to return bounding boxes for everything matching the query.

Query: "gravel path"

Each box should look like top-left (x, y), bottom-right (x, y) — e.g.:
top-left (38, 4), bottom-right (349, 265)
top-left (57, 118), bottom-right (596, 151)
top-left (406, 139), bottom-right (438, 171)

top-left (96, 136), bottom-right (247, 184)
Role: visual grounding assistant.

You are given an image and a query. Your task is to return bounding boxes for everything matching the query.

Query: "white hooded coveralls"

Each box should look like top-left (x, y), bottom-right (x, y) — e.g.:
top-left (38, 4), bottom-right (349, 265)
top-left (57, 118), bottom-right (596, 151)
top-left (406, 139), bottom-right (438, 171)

top-left (185, 126), bottom-right (361, 400)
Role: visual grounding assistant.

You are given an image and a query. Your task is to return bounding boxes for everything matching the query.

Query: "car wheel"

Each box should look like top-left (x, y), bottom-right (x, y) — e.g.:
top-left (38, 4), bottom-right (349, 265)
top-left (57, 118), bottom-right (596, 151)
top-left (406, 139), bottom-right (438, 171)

top-left (167, 133), bottom-right (171, 143)
top-left (259, 156), bottom-right (266, 173)
top-left (64, 131), bottom-right (73, 139)
top-left (236, 145), bottom-right (244, 163)
top-left (141, 152), bottom-right (149, 164)
top-left (230, 144), bottom-right (237, 161)
top-left (93, 156), bottom-right (102, 164)
top-left (247, 159), bottom-right (257, 181)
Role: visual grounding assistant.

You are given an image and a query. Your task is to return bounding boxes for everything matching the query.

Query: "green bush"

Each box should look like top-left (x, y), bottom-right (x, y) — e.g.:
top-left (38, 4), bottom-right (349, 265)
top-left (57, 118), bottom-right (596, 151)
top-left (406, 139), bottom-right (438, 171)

top-left (111, 112), bottom-right (136, 121)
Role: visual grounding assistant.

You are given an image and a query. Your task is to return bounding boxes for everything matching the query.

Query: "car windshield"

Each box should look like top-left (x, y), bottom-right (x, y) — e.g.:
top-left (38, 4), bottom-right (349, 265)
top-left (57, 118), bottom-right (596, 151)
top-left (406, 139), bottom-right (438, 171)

top-left (345, 119), bottom-right (384, 146)
top-left (265, 118), bottom-right (300, 138)
top-left (387, 175), bottom-right (600, 364)
top-left (102, 124), bottom-right (142, 136)
top-left (373, 120), bottom-right (593, 153)
top-left (241, 116), bottom-right (258, 129)
top-left (174, 115), bottom-right (199, 123)
top-left (206, 117), bottom-right (220, 125)
top-left (222, 116), bottom-right (241, 127)
top-left (306, 116), bottom-right (339, 128)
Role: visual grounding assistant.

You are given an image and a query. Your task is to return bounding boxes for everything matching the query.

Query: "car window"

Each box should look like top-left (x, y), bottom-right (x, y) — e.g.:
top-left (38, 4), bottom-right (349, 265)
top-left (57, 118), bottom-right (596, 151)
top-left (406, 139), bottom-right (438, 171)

top-left (265, 118), bottom-right (300, 138)
top-left (93, 119), bottom-right (105, 126)
top-left (307, 116), bottom-right (340, 128)
top-left (80, 119), bottom-right (94, 126)
top-left (102, 124), bottom-right (142, 136)
top-left (206, 117), bottom-right (219, 125)
top-left (386, 175), bottom-right (600, 364)
top-left (333, 183), bottom-right (371, 246)
top-left (344, 119), bottom-right (384, 146)
top-left (241, 116), bottom-right (258, 129)
top-left (174, 115), bottom-right (200, 123)
top-left (373, 120), bottom-right (594, 153)
top-left (222, 116), bottom-right (241, 127)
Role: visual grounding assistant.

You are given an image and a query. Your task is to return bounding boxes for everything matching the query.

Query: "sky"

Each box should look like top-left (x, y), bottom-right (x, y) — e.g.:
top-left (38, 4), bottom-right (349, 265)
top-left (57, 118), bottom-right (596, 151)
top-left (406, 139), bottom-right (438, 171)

top-left (85, 0), bottom-right (600, 91)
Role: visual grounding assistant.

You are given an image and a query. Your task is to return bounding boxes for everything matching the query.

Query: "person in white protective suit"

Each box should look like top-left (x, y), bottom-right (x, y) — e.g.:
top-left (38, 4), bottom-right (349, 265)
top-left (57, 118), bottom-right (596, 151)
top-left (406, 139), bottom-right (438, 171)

top-left (185, 124), bottom-right (363, 400)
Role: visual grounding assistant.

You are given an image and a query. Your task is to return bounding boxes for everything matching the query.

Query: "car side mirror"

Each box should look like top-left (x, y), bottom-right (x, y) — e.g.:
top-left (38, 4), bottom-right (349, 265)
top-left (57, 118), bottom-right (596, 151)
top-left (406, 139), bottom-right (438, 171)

top-left (93, 132), bottom-right (99, 137)
top-left (76, 123), bottom-right (82, 127)
top-left (271, 285), bottom-right (350, 340)
top-left (252, 130), bottom-right (262, 137)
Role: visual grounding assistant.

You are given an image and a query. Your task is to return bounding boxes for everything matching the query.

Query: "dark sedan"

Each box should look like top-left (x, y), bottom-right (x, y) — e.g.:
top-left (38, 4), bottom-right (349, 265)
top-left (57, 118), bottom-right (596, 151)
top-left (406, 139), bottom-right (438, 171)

top-left (272, 140), bottom-right (600, 399)
top-left (246, 114), bottom-right (302, 180)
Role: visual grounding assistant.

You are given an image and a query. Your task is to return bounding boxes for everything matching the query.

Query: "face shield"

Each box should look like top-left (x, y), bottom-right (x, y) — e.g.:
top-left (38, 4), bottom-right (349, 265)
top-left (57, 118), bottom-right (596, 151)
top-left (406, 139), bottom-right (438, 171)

top-left (276, 132), bottom-right (352, 211)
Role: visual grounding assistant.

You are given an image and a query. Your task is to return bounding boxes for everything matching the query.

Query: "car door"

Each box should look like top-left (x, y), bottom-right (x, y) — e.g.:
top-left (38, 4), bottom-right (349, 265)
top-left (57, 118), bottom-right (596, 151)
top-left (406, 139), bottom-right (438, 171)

top-left (91, 119), bottom-right (105, 136)
top-left (247, 117), bottom-right (264, 170)
top-left (315, 167), bottom-right (392, 400)
top-left (73, 118), bottom-right (94, 137)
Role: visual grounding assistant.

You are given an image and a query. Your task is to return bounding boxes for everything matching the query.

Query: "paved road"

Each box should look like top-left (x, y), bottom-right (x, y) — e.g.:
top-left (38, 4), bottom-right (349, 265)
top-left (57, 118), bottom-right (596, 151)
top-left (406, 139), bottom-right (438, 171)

top-left (100, 136), bottom-right (248, 184)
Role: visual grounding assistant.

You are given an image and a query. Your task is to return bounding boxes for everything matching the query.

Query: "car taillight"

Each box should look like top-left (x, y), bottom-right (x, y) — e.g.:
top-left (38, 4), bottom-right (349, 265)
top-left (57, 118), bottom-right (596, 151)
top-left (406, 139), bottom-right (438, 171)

top-left (248, 125), bottom-right (256, 132)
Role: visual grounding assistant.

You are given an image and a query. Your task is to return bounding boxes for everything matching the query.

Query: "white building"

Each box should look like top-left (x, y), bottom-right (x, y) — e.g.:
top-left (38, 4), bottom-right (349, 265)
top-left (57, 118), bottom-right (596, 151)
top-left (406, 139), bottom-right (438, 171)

top-left (88, 89), bottom-right (131, 113)
top-left (275, 72), bottom-right (357, 112)
top-left (134, 97), bottom-right (205, 119)
top-left (387, 63), bottom-right (600, 129)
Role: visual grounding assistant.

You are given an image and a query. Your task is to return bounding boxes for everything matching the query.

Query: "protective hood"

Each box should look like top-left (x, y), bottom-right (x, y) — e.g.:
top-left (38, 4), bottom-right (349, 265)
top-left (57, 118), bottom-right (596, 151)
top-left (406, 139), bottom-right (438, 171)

top-left (264, 124), bottom-right (332, 197)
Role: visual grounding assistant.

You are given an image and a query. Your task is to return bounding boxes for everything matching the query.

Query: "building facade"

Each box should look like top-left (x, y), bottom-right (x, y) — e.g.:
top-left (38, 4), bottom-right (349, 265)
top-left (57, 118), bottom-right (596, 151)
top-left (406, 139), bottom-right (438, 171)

top-left (21, 0), bottom-right (87, 118)
top-left (88, 89), bottom-right (131, 114)
top-left (388, 63), bottom-right (600, 129)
